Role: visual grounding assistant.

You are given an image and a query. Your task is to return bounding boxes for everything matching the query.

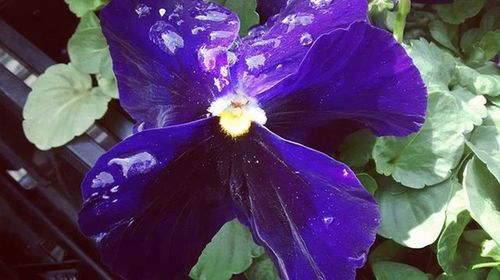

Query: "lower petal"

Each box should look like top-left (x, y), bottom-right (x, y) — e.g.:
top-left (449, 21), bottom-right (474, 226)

top-left (78, 118), bottom-right (238, 279)
top-left (234, 125), bottom-right (380, 279)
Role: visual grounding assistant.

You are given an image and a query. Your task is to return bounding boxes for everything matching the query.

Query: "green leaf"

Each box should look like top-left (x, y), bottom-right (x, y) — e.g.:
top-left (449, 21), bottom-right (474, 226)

top-left (437, 269), bottom-right (490, 280)
top-left (358, 173), bottom-right (378, 195)
top-left (211, 0), bottom-right (259, 36)
top-left (460, 28), bottom-right (483, 55)
top-left (467, 30), bottom-right (500, 67)
top-left (434, 0), bottom-right (486, 25)
top-left (449, 87), bottom-right (487, 133)
top-left (339, 129), bottom-right (376, 168)
top-left (487, 269), bottom-right (500, 280)
top-left (372, 261), bottom-right (428, 280)
top-left (480, 7), bottom-right (500, 33)
top-left (64, 0), bottom-right (108, 17)
top-left (244, 254), bottom-right (280, 280)
top-left (455, 63), bottom-right (500, 97)
top-left (97, 76), bottom-right (118, 99)
top-left (369, 240), bottom-right (412, 265)
top-left (190, 219), bottom-right (264, 280)
top-left (373, 92), bottom-right (465, 188)
top-left (466, 106), bottom-right (500, 183)
top-left (429, 20), bottom-right (459, 54)
top-left (23, 64), bottom-right (111, 150)
top-left (463, 157), bottom-right (500, 246)
top-left (437, 187), bottom-right (472, 275)
top-left (405, 39), bottom-right (456, 94)
top-left (375, 176), bottom-right (453, 248)
top-left (68, 13), bottom-right (113, 79)
top-left (481, 239), bottom-right (500, 262)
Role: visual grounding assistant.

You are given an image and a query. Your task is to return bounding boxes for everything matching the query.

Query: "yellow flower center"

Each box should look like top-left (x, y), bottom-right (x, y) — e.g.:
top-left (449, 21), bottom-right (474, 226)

top-left (208, 95), bottom-right (267, 138)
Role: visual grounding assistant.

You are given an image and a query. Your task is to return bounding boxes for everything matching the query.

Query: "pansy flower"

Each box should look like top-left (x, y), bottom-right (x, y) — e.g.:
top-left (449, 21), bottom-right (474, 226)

top-left (78, 0), bottom-right (427, 279)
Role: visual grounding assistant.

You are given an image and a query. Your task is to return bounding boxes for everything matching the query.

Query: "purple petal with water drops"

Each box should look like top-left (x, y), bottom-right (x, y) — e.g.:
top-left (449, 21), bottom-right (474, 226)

top-left (231, 0), bottom-right (368, 96)
top-left (78, 118), bottom-right (240, 279)
top-left (259, 21), bottom-right (427, 147)
top-left (233, 125), bottom-right (379, 279)
top-left (100, 0), bottom-right (240, 128)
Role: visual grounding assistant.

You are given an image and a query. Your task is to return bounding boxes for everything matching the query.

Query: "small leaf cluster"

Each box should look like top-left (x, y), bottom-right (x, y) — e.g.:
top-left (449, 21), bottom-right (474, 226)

top-left (23, 1), bottom-right (117, 151)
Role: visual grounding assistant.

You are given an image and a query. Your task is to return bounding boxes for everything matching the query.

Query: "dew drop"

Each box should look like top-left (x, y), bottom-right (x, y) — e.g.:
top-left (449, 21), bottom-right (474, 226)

top-left (159, 8), bottom-right (166, 17)
top-left (108, 151), bottom-right (158, 178)
top-left (91, 172), bottom-right (114, 189)
top-left (110, 185), bottom-right (120, 193)
top-left (322, 216), bottom-right (334, 225)
top-left (310, 0), bottom-right (333, 8)
top-left (149, 21), bottom-right (184, 55)
top-left (135, 4), bottom-right (152, 18)
top-left (300, 32), bottom-right (313, 46)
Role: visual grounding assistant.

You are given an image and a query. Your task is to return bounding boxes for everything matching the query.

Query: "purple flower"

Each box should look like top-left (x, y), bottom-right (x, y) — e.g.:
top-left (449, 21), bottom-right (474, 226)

top-left (78, 0), bottom-right (427, 279)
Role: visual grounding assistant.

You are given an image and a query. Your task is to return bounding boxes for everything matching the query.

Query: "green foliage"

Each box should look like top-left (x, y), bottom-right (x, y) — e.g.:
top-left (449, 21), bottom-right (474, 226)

top-left (210, 0), bottom-right (259, 36)
top-left (244, 254), bottom-right (280, 280)
top-left (463, 157), bottom-right (500, 246)
top-left (339, 129), bottom-right (376, 168)
top-left (64, 0), bottom-right (108, 17)
top-left (375, 176), bottom-right (453, 248)
top-left (433, 0), bottom-right (486, 25)
top-left (190, 220), bottom-right (265, 280)
top-left (373, 92), bottom-right (465, 189)
top-left (68, 12), bottom-right (114, 79)
top-left (23, 64), bottom-right (111, 150)
top-left (372, 261), bottom-right (428, 280)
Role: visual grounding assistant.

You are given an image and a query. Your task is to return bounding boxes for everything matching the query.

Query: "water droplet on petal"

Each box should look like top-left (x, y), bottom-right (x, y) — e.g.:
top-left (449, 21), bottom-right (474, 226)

top-left (91, 172), bottom-right (114, 188)
top-left (322, 216), bottom-right (334, 225)
top-left (300, 32), bottom-right (313, 46)
top-left (159, 8), bottom-right (167, 17)
top-left (281, 13), bottom-right (314, 33)
top-left (149, 21), bottom-right (184, 55)
top-left (195, 11), bottom-right (228, 21)
top-left (135, 4), bottom-right (152, 18)
top-left (310, 0), bottom-right (333, 8)
top-left (246, 54), bottom-right (266, 70)
top-left (108, 152), bottom-right (157, 178)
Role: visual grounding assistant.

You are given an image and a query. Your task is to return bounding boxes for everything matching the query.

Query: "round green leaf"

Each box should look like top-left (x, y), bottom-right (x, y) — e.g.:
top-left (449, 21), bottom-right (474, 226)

top-left (466, 106), bottom-right (500, 183)
top-left (463, 157), bottom-right (500, 246)
top-left (23, 64), bottom-right (111, 150)
top-left (434, 0), bottom-right (486, 25)
top-left (373, 92), bottom-right (465, 188)
top-left (450, 87), bottom-right (487, 133)
top-left (376, 176), bottom-right (453, 248)
top-left (372, 261), bottom-right (428, 280)
top-left (68, 12), bottom-right (113, 78)
top-left (190, 219), bottom-right (264, 280)
top-left (358, 173), bottom-right (378, 195)
top-left (437, 187), bottom-right (472, 275)
top-left (210, 0), bottom-right (259, 36)
top-left (339, 129), bottom-right (376, 168)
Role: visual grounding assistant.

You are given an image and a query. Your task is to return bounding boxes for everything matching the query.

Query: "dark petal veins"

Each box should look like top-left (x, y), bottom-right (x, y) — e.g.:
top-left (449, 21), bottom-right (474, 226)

top-left (232, 0), bottom-right (368, 96)
top-left (259, 21), bottom-right (427, 150)
top-left (233, 125), bottom-right (379, 280)
top-left (101, 0), bottom-right (240, 128)
top-left (78, 118), bottom-right (239, 280)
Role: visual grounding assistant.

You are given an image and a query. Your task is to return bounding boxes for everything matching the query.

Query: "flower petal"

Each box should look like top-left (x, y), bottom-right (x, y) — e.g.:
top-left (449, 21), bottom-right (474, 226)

top-left (101, 0), bottom-right (240, 128)
top-left (259, 21), bottom-right (427, 149)
top-left (78, 118), bottom-right (239, 279)
top-left (234, 125), bottom-right (380, 279)
top-left (232, 0), bottom-right (367, 95)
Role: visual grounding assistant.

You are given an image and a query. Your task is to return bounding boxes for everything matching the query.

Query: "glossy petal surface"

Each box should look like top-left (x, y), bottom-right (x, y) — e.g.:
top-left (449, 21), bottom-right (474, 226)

top-left (232, 0), bottom-right (368, 95)
top-left (101, 0), bottom-right (239, 128)
top-left (259, 21), bottom-right (427, 149)
top-left (78, 118), bottom-right (238, 280)
top-left (233, 125), bottom-right (380, 280)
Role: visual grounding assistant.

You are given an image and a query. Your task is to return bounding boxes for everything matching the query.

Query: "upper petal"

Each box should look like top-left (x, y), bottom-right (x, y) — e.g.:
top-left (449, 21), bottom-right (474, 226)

top-left (231, 0), bottom-right (368, 95)
top-left (233, 125), bottom-right (380, 279)
top-left (259, 21), bottom-right (427, 151)
top-left (101, 0), bottom-right (240, 128)
top-left (78, 118), bottom-right (239, 279)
